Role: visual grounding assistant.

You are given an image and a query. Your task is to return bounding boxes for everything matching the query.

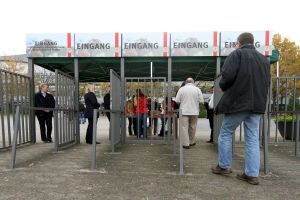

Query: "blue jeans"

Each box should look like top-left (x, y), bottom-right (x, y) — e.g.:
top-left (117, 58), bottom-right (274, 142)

top-left (79, 112), bottom-right (86, 124)
top-left (137, 114), bottom-right (147, 138)
top-left (218, 112), bottom-right (261, 177)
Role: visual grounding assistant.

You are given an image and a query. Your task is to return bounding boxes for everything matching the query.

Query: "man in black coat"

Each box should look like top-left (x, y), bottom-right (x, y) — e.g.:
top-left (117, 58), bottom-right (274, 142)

top-left (212, 32), bottom-right (270, 185)
top-left (84, 88), bottom-right (101, 144)
top-left (103, 92), bottom-right (110, 121)
top-left (35, 84), bottom-right (55, 143)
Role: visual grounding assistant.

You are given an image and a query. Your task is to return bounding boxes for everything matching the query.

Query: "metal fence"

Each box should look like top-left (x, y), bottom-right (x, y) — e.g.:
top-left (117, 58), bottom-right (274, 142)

top-left (0, 69), bottom-right (31, 149)
top-left (125, 77), bottom-right (168, 144)
top-left (110, 70), bottom-right (122, 152)
top-left (90, 108), bottom-right (184, 175)
top-left (212, 76), bottom-right (300, 174)
top-left (9, 106), bottom-right (78, 168)
top-left (54, 70), bottom-right (76, 150)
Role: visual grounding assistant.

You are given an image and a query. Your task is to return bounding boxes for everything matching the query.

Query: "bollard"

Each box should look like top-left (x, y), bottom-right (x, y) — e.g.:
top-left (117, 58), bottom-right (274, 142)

top-left (263, 112), bottom-right (269, 174)
top-left (179, 109), bottom-right (184, 175)
top-left (9, 106), bottom-right (20, 169)
top-left (295, 114), bottom-right (299, 157)
top-left (91, 109), bottom-right (97, 170)
top-left (173, 113), bottom-right (176, 155)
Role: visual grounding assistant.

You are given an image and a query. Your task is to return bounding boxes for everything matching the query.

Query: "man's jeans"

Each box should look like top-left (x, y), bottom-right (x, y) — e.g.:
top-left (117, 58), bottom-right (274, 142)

top-left (218, 112), bottom-right (261, 177)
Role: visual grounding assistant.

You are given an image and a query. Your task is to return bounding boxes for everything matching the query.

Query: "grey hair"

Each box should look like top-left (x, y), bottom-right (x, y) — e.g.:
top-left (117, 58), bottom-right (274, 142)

top-left (186, 77), bottom-right (194, 83)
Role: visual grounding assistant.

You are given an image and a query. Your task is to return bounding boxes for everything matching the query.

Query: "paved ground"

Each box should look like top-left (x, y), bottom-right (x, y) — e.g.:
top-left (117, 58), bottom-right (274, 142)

top-left (0, 117), bottom-right (300, 200)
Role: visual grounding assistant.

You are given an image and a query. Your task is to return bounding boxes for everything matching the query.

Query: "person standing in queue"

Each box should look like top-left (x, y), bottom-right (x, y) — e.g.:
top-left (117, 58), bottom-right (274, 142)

top-left (35, 83), bottom-right (55, 143)
top-left (175, 78), bottom-right (204, 149)
top-left (134, 89), bottom-right (148, 139)
top-left (211, 32), bottom-right (270, 185)
top-left (84, 85), bottom-right (100, 144)
top-left (103, 91), bottom-right (110, 121)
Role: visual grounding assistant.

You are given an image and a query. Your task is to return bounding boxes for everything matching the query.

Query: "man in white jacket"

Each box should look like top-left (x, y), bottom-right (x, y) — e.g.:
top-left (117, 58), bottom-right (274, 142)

top-left (176, 78), bottom-right (204, 149)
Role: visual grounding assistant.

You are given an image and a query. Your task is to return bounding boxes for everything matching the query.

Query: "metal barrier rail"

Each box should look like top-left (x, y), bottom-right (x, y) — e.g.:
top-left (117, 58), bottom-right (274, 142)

top-left (9, 106), bottom-right (77, 169)
top-left (0, 69), bottom-right (30, 149)
top-left (91, 109), bottom-right (122, 170)
top-left (91, 108), bottom-right (184, 175)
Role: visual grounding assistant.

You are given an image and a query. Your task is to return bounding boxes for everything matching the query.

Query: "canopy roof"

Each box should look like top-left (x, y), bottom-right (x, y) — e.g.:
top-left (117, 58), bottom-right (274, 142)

top-left (33, 50), bottom-right (279, 82)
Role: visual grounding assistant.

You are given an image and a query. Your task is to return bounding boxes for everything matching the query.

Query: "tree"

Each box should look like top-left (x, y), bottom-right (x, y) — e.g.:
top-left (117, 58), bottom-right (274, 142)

top-left (272, 34), bottom-right (300, 111)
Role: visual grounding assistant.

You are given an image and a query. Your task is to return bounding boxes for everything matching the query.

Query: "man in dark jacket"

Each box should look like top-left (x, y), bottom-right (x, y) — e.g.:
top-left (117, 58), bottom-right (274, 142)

top-left (84, 87), bottom-right (101, 144)
top-left (35, 84), bottom-right (55, 143)
top-left (212, 33), bottom-right (270, 185)
top-left (103, 92), bottom-right (110, 121)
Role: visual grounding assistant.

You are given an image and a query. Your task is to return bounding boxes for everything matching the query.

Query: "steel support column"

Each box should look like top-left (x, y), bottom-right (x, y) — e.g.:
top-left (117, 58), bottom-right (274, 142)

top-left (28, 59), bottom-right (36, 143)
top-left (167, 57), bottom-right (172, 143)
top-left (74, 58), bottom-right (80, 144)
top-left (121, 58), bottom-right (126, 144)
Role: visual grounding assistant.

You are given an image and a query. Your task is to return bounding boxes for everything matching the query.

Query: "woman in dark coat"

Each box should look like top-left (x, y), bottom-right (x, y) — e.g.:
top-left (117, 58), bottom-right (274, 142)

top-left (84, 86), bottom-right (100, 144)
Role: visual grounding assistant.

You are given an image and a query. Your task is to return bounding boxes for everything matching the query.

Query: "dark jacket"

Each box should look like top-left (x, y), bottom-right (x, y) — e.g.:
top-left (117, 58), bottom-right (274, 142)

top-left (103, 93), bottom-right (110, 110)
top-left (84, 92), bottom-right (100, 118)
top-left (34, 92), bottom-right (55, 117)
top-left (215, 44), bottom-right (270, 114)
top-left (79, 102), bottom-right (85, 112)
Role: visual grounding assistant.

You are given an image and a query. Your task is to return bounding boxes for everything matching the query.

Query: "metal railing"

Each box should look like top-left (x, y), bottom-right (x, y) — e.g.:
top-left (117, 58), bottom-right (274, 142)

top-left (90, 108), bottom-right (184, 175)
top-left (0, 69), bottom-right (31, 149)
top-left (9, 106), bottom-right (77, 169)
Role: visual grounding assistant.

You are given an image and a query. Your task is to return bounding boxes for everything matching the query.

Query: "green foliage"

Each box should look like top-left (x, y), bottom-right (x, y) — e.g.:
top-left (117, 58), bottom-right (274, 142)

top-left (199, 104), bottom-right (207, 118)
top-left (276, 115), bottom-right (296, 122)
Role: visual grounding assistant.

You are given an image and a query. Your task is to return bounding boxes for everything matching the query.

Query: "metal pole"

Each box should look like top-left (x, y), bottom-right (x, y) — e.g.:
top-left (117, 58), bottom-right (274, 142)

top-left (24, 78), bottom-right (29, 142)
top-left (15, 75), bottom-right (21, 144)
top-left (150, 62), bottom-right (153, 78)
top-left (4, 72), bottom-right (12, 146)
top-left (91, 109), bottom-right (97, 169)
top-left (264, 58), bottom-right (271, 174)
top-left (110, 70), bottom-right (115, 152)
top-left (263, 113), bottom-right (269, 174)
top-left (173, 114), bottom-right (176, 155)
top-left (276, 62), bottom-right (279, 78)
top-left (291, 78), bottom-right (296, 141)
top-left (28, 59), bottom-right (36, 143)
top-left (179, 109), bottom-right (184, 175)
top-left (20, 76), bottom-right (26, 144)
top-left (0, 71), bottom-right (6, 147)
top-left (295, 114), bottom-right (299, 157)
top-left (74, 58), bottom-right (80, 144)
top-left (121, 58), bottom-right (126, 144)
top-left (9, 106), bottom-right (20, 169)
top-left (54, 70), bottom-right (59, 152)
top-left (167, 57), bottom-right (172, 143)
top-left (216, 57), bottom-right (221, 76)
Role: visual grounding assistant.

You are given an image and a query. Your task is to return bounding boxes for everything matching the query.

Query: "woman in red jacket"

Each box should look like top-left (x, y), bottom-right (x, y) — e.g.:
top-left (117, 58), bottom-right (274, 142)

top-left (133, 89), bottom-right (148, 139)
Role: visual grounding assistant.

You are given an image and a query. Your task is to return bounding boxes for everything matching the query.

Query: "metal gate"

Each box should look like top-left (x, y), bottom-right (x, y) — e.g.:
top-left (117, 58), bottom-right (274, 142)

top-left (54, 69), bottom-right (76, 150)
top-left (125, 77), bottom-right (172, 144)
top-left (110, 69), bottom-right (122, 152)
top-left (0, 69), bottom-right (31, 149)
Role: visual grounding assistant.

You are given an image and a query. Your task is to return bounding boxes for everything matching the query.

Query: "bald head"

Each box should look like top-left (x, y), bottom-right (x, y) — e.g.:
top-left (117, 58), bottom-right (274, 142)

top-left (186, 78), bottom-right (194, 84)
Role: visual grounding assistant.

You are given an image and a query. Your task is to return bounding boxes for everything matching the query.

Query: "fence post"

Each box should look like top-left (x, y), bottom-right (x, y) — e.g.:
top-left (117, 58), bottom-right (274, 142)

top-left (295, 114), bottom-right (299, 157)
top-left (91, 109), bottom-right (97, 170)
top-left (54, 108), bottom-right (59, 152)
top-left (9, 106), bottom-right (20, 169)
top-left (173, 114), bottom-right (176, 155)
top-left (263, 112), bottom-right (270, 174)
top-left (179, 109), bottom-right (184, 175)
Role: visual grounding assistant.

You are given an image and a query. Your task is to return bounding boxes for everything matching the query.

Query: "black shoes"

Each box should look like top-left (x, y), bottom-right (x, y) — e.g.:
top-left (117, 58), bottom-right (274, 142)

top-left (182, 145), bottom-right (190, 149)
top-left (206, 140), bottom-right (213, 143)
top-left (42, 139), bottom-right (52, 143)
top-left (86, 141), bottom-right (101, 144)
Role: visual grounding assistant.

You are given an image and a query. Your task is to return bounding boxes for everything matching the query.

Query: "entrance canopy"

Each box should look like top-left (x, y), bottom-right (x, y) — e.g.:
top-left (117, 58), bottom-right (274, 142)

top-left (27, 31), bottom-right (278, 82)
